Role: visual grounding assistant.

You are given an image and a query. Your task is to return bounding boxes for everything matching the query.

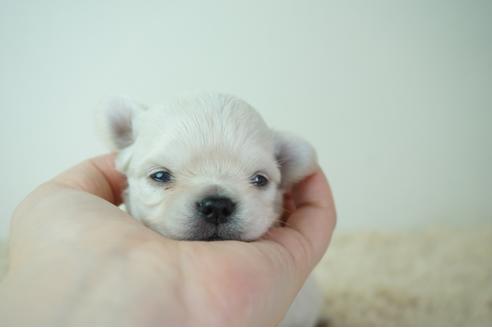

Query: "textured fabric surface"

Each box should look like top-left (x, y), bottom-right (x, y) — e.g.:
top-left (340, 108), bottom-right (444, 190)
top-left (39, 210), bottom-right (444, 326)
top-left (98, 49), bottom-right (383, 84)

top-left (1, 224), bottom-right (491, 326)
top-left (315, 224), bottom-right (492, 326)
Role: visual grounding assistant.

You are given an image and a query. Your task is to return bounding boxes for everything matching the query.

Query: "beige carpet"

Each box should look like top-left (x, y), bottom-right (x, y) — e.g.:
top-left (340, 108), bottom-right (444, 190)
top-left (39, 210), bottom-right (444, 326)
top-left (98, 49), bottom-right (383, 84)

top-left (1, 224), bottom-right (491, 326)
top-left (315, 224), bottom-right (492, 326)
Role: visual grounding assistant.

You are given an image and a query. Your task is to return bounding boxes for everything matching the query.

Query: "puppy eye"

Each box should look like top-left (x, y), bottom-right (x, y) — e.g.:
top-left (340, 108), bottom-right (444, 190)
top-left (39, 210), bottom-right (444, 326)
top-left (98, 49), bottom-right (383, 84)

top-left (250, 174), bottom-right (269, 188)
top-left (150, 170), bottom-right (172, 183)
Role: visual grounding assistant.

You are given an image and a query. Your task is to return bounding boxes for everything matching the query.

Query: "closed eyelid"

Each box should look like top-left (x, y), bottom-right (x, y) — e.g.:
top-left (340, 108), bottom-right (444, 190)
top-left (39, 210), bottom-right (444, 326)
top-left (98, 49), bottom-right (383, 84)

top-left (251, 171), bottom-right (269, 178)
top-left (147, 166), bottom-right (172, 174)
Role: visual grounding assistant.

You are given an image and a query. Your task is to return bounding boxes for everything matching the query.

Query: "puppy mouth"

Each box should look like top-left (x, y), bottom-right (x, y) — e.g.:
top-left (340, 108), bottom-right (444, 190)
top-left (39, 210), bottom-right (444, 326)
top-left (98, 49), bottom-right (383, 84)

top-left (206, 233), bottom-right (225, 241)
top-left (202, 230), bottom-right (242, 241)
top-left (188, 223), bottom-right (242, 241)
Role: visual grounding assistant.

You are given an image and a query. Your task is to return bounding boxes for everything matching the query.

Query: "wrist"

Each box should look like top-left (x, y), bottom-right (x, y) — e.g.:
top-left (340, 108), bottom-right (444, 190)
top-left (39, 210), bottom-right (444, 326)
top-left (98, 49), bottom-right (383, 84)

top-left (0, 239), bottom-right (187, 325)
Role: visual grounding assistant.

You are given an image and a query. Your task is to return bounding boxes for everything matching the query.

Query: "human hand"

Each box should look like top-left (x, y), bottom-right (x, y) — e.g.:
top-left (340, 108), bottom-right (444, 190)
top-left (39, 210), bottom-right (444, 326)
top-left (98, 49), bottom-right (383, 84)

top-left (0, 154), bottom-right (336, 325)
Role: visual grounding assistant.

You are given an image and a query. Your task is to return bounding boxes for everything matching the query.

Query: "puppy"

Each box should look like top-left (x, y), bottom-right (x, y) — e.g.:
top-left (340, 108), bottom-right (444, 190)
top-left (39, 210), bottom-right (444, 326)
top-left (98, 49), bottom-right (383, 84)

top-left (102, 93), bottom-right (322, 325)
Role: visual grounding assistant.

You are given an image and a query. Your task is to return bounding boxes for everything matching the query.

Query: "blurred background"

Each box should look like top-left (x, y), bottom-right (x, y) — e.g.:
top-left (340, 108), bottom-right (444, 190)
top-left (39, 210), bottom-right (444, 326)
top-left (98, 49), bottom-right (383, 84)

top-left (1, 0), bottom-right (491, 325)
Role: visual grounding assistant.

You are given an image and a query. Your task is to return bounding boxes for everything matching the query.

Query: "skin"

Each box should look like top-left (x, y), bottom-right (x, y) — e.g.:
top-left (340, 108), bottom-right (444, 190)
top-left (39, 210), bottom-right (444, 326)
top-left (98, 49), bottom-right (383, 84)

top-left (0, 154), bottom-right (336, 326)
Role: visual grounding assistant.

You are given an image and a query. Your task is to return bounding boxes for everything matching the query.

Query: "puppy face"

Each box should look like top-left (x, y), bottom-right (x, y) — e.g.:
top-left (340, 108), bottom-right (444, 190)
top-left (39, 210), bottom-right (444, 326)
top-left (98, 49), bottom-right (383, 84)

top-left (103, 94), bottom-right (316, 241)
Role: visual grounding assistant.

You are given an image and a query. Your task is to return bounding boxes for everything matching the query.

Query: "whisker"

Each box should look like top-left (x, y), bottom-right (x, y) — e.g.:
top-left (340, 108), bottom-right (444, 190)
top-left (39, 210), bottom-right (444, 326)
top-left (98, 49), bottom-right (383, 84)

top-left (260, 230), bottom-right (274, 240)
top-left (275, 216), bottom-right (297, 229)
top-left (280, 220), bottom-right (296, 229)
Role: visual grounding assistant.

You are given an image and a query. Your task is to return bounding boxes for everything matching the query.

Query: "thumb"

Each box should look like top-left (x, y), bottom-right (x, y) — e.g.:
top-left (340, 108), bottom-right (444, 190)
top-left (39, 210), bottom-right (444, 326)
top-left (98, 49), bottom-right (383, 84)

top-left (265, 169), bottom-right (336, 276)
top-left (52, 153), bottom-right (126, 205)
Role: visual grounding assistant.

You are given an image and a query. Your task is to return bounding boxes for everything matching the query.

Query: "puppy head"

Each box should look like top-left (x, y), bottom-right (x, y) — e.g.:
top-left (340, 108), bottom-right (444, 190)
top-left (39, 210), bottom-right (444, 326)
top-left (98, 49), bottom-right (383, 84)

top-left (103, 94), bottom-right (317, 241)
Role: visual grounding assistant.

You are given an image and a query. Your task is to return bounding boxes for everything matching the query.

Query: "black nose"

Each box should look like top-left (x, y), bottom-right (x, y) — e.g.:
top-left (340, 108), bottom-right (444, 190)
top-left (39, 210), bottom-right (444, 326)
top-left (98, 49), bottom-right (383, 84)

top-left (196, 196), bottom-right (236, 225)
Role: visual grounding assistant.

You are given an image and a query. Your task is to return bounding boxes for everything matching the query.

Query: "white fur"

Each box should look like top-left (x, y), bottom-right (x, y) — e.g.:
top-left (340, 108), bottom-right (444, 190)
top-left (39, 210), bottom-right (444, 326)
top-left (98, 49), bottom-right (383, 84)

top-left (102, 93), bottom-right (321, 325)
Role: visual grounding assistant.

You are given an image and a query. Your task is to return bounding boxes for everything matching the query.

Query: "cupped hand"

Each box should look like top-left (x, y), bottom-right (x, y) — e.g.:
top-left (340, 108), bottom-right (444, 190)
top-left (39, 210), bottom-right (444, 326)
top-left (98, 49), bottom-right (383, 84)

top-left (0, 154), bottom-right (336, 326)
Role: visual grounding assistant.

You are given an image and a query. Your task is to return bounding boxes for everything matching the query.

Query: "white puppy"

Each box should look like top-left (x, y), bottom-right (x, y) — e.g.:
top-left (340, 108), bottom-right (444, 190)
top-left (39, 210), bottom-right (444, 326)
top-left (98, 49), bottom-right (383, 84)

top-left (102, 93), bottom-right (323, 326)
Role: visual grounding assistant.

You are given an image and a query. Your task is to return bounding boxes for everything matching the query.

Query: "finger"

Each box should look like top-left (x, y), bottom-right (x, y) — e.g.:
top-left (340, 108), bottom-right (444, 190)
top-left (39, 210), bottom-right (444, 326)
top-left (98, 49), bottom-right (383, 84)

top-left (280, 192), bottom-right (296, 223)
top-left (291, 170), bottom-right (334, 211)
top-left (265, 170), bottom-right (336, 272)
top-left (288, 170), bottom-right (337, 260)
top-left (52, 153), bottom-right (126, 205)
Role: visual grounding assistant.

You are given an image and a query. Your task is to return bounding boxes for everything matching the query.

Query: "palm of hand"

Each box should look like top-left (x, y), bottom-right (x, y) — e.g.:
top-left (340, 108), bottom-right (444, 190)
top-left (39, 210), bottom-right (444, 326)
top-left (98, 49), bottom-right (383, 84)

top-left (3, 155), bottom-right (335, 325)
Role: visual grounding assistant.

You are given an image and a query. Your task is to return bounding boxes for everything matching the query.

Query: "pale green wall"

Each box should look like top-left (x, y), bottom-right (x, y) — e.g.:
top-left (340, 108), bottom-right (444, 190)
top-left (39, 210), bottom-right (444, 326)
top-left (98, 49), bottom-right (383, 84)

top-left (1, 0), bottom-right (491, 238)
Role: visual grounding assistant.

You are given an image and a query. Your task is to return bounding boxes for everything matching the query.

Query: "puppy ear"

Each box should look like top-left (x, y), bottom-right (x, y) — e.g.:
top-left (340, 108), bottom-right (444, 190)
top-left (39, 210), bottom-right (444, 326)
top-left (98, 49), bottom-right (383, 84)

top-left (101, 97), bottom-right (147, 150)
top-left (274, 131), bottom-right (318, 189)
